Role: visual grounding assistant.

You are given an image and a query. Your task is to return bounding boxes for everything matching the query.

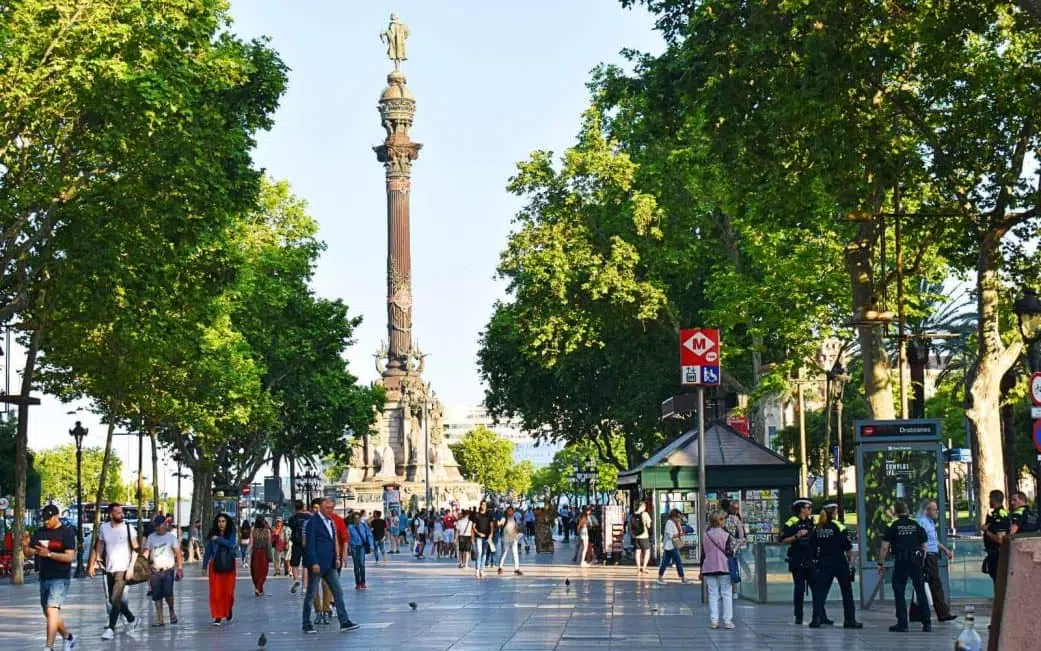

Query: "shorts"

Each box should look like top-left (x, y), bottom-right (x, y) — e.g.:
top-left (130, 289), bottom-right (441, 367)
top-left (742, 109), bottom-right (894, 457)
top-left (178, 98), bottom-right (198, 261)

top-left (634, 537), bottom-right (650, 551)
top-left (458, 537), bottom-right (472, 553)
top-left (149, 569), bottom-right (175, 601)
top-left (290, 545), bottom-right (304, 567)
top-left (39, 578), bottom-right (70, 611)
top-left (417, 533), bottom-right (426, 544)
top-left (443, 529), bottom-right (455, 544)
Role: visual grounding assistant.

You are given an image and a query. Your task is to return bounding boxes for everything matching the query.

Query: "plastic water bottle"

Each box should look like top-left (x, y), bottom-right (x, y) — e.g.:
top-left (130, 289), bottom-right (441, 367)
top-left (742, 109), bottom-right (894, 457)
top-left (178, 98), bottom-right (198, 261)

top-left (954, 605), bottom-right (982, 651)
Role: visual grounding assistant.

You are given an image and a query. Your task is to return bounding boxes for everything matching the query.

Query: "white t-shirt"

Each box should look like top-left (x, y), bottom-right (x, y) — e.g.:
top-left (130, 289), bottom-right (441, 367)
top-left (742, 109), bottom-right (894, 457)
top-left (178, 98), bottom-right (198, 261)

top-left (146, 532), bottom-right (178, 571)
top-left (635, 512), bottom-right (652, 540)
top-left (663, 519), bottom-right (680, 552)
top-left (100, 522), bottom-right (133, 573)
top-left (415, 518), bottom-right (426, 534)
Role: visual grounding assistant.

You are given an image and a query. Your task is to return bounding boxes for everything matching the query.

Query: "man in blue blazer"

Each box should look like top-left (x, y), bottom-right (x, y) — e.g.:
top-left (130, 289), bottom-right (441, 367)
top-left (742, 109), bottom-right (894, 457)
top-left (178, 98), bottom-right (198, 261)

top-left (302, 497), bottom-right (359, 634)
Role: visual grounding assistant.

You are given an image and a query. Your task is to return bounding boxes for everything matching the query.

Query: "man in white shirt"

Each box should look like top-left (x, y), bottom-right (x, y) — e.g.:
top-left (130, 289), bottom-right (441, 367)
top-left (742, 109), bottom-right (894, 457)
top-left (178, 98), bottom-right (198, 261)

top-left (414, 513), bottom-right (427, 558)
top-left (87, 503), bottom-right (139, 640)
top-left (144, 515), bottom-right (183, 626)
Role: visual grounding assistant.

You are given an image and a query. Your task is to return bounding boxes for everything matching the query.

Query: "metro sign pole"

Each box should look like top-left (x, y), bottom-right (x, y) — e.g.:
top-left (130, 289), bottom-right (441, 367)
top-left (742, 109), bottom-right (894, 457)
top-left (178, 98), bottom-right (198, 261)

top-left (1031, 373), bottom-right (1041, 498)
top-left (679, 328), bottom-right (720, 565)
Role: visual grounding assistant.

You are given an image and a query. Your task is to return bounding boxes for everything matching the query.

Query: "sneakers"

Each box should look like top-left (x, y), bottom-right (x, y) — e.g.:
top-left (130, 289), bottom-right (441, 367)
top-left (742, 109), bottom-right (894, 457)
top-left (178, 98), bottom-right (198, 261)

top-left (125, 618), bottom-right (139, 633)
top-left (211, 619), bottom-right (221, 626)
top-left (656, 578), bottom-right (666, 585)
top-left (723, 622), bottom-right (735, 630)
top-left (302, 625), bottom-right (317, 635)
top-left (340, 620), bottom-right (361, 632)
top-left (291, 581), bottom-right (300, 594)
top-left (66, 635), bottom-right (78, 650)
top-left (710, 621), bottom-right (719, 629)
top-left (514, 570), bottom-right (523, 576)
top-left (101, 628), bottom-right (115, 641)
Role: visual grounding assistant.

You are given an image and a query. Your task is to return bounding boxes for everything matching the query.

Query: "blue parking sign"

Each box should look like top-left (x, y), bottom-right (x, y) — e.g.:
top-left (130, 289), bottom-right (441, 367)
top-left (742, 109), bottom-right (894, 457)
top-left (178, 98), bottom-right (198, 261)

top-left (702, 365), bottom-right (720, 385)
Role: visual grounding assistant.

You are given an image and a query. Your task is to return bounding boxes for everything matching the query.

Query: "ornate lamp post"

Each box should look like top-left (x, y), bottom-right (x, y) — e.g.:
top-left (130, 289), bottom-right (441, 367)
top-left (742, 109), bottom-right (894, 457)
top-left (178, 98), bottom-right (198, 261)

top-left (586, 456), bottom-right (599, 506)
top-left (1014, 287), bottom-right (1041, 373)
top-left (69, 421), bottom-right (88, 578)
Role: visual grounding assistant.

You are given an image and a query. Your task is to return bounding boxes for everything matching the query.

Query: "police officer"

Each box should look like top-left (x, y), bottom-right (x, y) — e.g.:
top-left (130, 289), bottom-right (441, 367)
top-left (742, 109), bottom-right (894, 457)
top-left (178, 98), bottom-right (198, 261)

top-left (981, 489), bottom-right (1010, 586)
top-left (1009, 491), bottom-right (1039, 535)
top-left (879, 500), bottom-right (930, 633)
top-left (781, 498), bottom-right (823, 625)
top-left (809, 502), bottom-right (862, 629)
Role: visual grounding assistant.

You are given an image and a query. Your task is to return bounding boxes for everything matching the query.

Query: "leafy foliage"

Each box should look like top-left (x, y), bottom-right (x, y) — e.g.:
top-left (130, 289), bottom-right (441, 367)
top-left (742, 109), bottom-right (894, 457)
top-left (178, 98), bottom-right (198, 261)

top-left (448, 425), bottom-right (534, 495)
top-left (34, 443), bottom-right (123, 508)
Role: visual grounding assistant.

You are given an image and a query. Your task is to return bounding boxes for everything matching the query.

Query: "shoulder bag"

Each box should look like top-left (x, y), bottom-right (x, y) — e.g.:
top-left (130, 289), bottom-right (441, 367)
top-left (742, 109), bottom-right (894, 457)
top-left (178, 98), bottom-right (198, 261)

top-left (124, 524), bottom-right (151, 584)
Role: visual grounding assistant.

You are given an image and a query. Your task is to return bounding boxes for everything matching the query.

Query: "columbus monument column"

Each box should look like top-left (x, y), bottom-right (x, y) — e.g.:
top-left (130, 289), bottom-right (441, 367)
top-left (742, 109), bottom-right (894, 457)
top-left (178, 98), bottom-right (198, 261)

top-left (374, 12), bottom-right (421, 398)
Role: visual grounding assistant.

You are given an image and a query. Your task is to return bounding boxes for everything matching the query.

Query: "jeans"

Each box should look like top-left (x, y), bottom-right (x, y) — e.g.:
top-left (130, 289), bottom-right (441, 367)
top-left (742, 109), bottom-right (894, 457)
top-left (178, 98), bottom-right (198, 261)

top-left (473, 537), bottom-right (488, 572)
top-left (351, 547), bottom-right (366, 586)
top-left (239, 542), bottom-right (249, 562)
top-left (892, 560), bottom-right (930, 628)
top-left (105, 573), bottom-right (134, 629)
top-left (704, 574), bottom-right (733, 624)
top-left (657, 548), bottom-right (685, 579)
top-left (40, 578), bottom-right (71, 612)
top-left (302, 567), bottom-right (348, 628)
top-left (498, 539), bottom-right (520, 571)
top-left (373, 539), bottom-right (385, 562)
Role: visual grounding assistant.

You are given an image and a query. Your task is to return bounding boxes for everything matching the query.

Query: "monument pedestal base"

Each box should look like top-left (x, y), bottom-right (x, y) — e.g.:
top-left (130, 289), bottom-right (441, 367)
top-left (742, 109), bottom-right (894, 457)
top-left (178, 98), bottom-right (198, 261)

top-left (332, 478), bottom-right (482, 517)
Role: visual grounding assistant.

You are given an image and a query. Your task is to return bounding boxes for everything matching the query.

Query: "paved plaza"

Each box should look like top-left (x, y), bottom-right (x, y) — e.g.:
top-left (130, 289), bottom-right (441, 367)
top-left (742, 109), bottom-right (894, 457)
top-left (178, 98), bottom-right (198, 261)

top-left (0, 543), bottom-right (989, 650)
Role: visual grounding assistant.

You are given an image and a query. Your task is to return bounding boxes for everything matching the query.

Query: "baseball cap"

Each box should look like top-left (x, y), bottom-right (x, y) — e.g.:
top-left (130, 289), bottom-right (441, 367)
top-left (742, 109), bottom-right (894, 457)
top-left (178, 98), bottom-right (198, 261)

top-left (41, 504), bottom-right (60, 520)
top-left (153, 515), bottom-right (167, 526)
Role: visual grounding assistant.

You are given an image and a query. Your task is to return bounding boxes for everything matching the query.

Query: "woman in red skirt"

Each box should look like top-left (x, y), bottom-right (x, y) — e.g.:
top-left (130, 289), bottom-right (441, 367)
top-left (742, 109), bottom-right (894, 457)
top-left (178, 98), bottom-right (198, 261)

top-left (202, 513), bottom-right (237, 625)
top-left (248, 516), bottom-right (271, 596)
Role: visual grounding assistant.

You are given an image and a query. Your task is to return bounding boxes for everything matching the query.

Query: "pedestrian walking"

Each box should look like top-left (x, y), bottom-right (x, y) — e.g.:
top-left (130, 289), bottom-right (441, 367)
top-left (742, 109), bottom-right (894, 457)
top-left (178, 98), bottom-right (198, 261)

top-left (443, 509), bottom-right (457, 559)
top-left (433, 515), bottom-right (445, 558)
top-left (631, 502), bottom-right (652, 575)
top-left (87, 502), bottom-right (140, 640)
top-left (311, 502), bottom-right (347, 624)
top-left (301, 498), bottom-right (359, 634)
top-left (348, 511), bottom-right (374, 589)
top-left (457, 509), bottom-right (473, 569)
top-left (781, 498), bottom-right (816, 625)
top-left (271, 517), bottom-right (287, 575)
top-left (388, 513), bottom-right (400, 554)
top-left (202, 513), bottom-right (238, 626)
top-left (497, 506), bottom-right (523, 576)
top-left (879, 501), bottom-right (931, 633)
top-left (413, 511), bottom-right (427, 558)
top-left (189, 521), bottom-right (202, 563)
top-left (249, 515), bottom-right (271, 596)
top-left (472, 501), bottom-right (493, 579)
top-left (287, 500), bottom-right (310, 594)
top-left (238, 519), bottom-right (251, 568)
top-left (701, 511), bottom-right (735, 629)
top-left (809, 503), bottom-right (861, 629)
top-left (656, 509), bottom-right (687, 584)
top-left (915, 500), bottom-right (957, 623)
top-left (25, 504), bottom-right (79, 651)
top-left (524, 508), bottom-right (536, 553)
top-left (143, 515), bottom-right (183, 627)
top-left (370, 511), bottom-right (387, 562)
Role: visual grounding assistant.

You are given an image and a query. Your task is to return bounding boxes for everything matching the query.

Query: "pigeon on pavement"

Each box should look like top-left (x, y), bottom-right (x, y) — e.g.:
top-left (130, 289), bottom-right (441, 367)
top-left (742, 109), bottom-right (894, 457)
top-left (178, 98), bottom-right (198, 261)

top-left (257, 632), bottom-right (267, 648)
top-left (409, 602), bottom-right (418, 610)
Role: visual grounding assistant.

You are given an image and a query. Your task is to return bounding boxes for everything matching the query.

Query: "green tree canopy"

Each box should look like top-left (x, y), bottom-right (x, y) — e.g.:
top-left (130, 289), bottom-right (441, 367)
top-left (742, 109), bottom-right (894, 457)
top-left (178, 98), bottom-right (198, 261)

top-left (449, 425), bottom-right (534, 496)
top-left (34, 443), bottom-right (123, 508)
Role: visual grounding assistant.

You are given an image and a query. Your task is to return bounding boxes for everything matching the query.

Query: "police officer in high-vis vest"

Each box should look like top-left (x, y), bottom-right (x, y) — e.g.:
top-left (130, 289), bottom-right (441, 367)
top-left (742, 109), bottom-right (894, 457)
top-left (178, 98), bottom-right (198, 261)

top-left (809, 502), bottom-right (861, 629)
top-left (879, 501), bottom-right (931, 633)
top-left (781, 498), bottom-right (820, 625)
top-left (981, 489), bottom-right (1010, 586)
top-left (1009, 491), bottom-right (1039, 536)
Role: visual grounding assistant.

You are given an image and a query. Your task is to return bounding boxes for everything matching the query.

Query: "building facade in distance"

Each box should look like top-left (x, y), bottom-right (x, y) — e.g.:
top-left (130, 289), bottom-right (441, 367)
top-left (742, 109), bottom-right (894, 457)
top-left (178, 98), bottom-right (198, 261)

top-left (442, 405), bottom-right (562, 468)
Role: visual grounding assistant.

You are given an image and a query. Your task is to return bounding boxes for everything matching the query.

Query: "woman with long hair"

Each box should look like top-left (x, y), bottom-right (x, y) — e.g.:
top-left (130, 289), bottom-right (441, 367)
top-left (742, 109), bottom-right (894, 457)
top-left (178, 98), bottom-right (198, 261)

top-left (701, 510), bottom-right (735, 629)
top-left (248, 516), bottom-right (271, 596)
top-left (271, 517), bottom-right (287, 576)
top-left (576, 508), bottom-right (591, 568)
top-left (202, 513), bottom-right (238, 625)
top-left (497, 505), bottom-right (523, 576)
top-left (238, 519), bottom-right (251, 567)
top-left (656, 509), bottom-right (687, 584)
top-left (809, 503), bottom-right (861, 628)
top-left (472, 501), bottom-right (493, 579)
top-left (456, 508), bottom-right (473, 569)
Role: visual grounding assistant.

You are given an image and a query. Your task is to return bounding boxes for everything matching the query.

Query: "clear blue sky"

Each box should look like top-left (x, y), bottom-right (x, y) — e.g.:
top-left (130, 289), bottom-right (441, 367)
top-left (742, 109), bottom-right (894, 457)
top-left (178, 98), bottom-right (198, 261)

top-left (21, 1), bottom-right (663, 490)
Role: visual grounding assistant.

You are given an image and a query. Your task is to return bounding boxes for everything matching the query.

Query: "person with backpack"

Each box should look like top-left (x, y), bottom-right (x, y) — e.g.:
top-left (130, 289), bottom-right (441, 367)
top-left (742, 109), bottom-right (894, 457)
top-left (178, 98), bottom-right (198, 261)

top-left (202, 513), bottom-right (238, 626)
top-left (287, 500), bottom-right (310, 594)
top-left (631, 502), bottom-right (652, 574)
top-left (87, 502), bottom-right (140, 640)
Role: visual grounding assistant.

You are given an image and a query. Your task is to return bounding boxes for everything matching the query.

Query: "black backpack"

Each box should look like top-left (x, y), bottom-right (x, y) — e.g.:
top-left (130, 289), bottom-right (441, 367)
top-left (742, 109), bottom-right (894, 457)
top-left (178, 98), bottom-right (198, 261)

top-left (213, 541), bottom-right (236, 572)
top-left (630, 513), bottom-right (645, 537)
top-left (1023, 508), bottom-right (1040, 533)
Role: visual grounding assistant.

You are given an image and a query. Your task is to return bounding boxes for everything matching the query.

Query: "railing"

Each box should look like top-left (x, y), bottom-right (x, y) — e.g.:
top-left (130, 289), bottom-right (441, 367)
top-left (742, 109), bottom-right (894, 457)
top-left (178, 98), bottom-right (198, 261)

top-left (735, 539), bottom-right (994, 604)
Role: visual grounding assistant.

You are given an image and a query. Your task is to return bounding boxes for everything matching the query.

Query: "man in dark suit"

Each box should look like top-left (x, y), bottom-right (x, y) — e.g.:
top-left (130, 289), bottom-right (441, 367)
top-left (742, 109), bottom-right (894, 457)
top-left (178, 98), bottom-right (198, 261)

top-left (302, 497), bottom-right (359, 634)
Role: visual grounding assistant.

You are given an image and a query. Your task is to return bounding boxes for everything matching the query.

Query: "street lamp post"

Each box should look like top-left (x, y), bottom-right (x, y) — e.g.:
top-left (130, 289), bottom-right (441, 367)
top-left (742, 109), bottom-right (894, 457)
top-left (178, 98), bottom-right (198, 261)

top-left (1013, 287), bottom-right (1041, 496)
top-left (69, 422), bottom-right (88, 578)
top-left (172, 456), bottom-right (189, 535)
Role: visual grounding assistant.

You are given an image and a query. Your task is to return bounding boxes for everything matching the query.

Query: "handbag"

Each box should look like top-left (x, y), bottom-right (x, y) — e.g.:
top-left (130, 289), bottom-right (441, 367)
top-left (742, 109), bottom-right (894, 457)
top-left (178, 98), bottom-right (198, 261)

top-left (213, 542), bottom-right (236, 573)
top-left (125, 552), bottom-right (151, 585)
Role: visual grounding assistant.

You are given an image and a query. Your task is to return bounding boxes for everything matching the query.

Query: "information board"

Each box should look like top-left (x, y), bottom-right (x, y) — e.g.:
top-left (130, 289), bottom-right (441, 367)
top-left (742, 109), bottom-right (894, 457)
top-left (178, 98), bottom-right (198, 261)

top-left (741, 489), bottom-right (781, 543)
top-left (859, 445), bottom-right (939, 563)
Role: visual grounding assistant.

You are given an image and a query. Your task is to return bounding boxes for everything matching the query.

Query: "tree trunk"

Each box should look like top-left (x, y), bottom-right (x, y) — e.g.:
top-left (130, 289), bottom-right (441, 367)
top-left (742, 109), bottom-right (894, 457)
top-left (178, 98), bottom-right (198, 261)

top-left (92, 403), bottom-right (120, 534)
top-left (908, 341), bottom-right (928, 419)
top-left (149, 423), bottom-right (159, 515)
top-left (846, 219), bottom-right (895, 419)
top-left (189, 466), bottom-right (213, 534)
top-left (11, 327), bottom-right (42, 586)
top-left (999, 369), bottom-right (1019, 502)
top-left (967, 236), bottom-right (1020, 523)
